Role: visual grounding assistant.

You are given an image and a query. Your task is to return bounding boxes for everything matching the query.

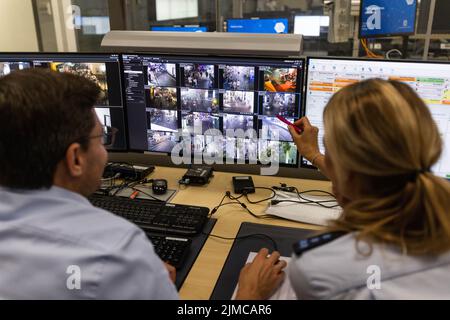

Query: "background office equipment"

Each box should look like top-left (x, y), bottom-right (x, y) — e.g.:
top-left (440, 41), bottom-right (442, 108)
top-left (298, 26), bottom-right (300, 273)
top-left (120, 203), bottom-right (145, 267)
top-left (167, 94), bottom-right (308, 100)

top-left (303, 57), bottom-right (450, 180)
top-left (210, 222), bottom-right (313, 300)
top-left (0, 53), bottom-right (128, 151)
top-left (151, 26), bottom-right (208, 32)
top-left (101, 31), bottom-right (303, 56)
top-left (226, 18), bottom-right (289, 34)
top-left (233, 176), bottom-right (255, 194)
top-left (359, 0), bottom-right (417, 38)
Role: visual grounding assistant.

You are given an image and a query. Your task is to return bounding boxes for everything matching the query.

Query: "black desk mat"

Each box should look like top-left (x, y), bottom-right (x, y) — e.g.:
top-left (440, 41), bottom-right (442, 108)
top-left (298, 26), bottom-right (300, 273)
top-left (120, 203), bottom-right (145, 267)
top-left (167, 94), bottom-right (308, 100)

top-left (210, 222), bottom-right (314, 300)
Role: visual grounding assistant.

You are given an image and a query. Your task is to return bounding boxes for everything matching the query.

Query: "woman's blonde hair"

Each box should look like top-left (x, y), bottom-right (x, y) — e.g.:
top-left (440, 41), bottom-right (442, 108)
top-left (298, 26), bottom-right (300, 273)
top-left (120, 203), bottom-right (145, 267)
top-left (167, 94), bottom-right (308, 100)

top-left (323, 79), bottom-right (450, 255)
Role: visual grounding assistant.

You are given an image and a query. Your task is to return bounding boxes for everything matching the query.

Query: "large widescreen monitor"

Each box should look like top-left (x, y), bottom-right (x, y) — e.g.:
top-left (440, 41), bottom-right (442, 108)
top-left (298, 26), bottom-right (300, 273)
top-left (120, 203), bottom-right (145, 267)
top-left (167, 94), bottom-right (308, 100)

top-left (226, 18), bottom-right (288, 34)
top-left (304, 57), bottom-right (450, 180)
top-left (122, 54), bottom-right (304, 167)
top-left (359, 0), bottom-right (417, 38)
top-left (0, 53), bottom-right (127, 151)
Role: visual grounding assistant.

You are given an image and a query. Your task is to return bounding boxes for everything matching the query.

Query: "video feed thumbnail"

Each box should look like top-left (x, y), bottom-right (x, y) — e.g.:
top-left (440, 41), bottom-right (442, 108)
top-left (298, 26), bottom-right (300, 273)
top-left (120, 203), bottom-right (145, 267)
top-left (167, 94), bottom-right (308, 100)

top-left (261, 92), bottom-right (296, 117)
top-left (261, 116), bottom-right (294, 142)
top-left (183, 64), bottom-right (215, 89)
top-left (147, 131), bottom-right (178, 153)
top-left (258, 140), bottom-right (280, 163)
top-left (147, 87), bottom-right (177, 110)
top-left (279, 142), bottom-right (297, 165)
top-left (193, 135), bottom-right (224, 158)
top-left (223, 66), bottom-right (255, 91)
top-left (147, 108), bottom-right (178, 132)
top-left (94, 108), bottom-right (112, 127)
top-left (223, 91), bottom-right (254, 114)
top-left (0, 62), bottom-right (31, 77)
top-left (223, 114), bottom-right (254, 133)
top-left (181, 88), bottom-right (218, 113)
top-left (236, 138), bottom-right (258, 161)
top-left (182, 112), bottom-right (220, 135)
top-left (263, 67), bottom-right (297, 92)
top-left (226, 137), bottom-right (236, 159)
top-left (147, 63), bottom-right (176, 87)
top-left (51, 62), bottom-right (109, 106)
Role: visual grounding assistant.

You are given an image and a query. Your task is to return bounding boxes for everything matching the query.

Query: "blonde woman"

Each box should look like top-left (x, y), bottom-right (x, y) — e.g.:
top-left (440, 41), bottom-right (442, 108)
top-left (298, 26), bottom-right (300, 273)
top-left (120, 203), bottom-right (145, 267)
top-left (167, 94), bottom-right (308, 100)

top-left (236, 79), bottom-right (450, 299)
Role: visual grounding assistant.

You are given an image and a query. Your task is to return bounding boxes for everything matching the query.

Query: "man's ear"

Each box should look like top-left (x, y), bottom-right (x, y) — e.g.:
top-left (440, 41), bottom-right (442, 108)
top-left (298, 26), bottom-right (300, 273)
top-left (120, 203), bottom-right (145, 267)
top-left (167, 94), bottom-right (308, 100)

top-left (64, 143), bottom-right (87, 178)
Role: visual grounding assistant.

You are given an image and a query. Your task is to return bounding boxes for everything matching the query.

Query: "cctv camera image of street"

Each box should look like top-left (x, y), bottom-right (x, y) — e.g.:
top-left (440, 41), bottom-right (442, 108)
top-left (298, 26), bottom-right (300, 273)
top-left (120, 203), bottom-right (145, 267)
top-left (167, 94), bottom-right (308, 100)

top-left (147, 87), bottom-right (177, 110)
top-left (223, 66), bottom-right (255, 91)
top-left (193, 135), bottom-right (224, 158)
top-left (279, 142), bottom-right (298, 165)
top-left (236, 138), bottom-right (258, 161)
top-left (259, 140), bottom-right (280, 164)
top-left (261, 116), bottom-right (294, 142)
top-left (182, 112), bottom-right (220, 135)
top-left (223, 91), bottom-right (254, 114)
top-left (51, 62), bottom-right (109, 106)
top-left (263, 67), bottom-right (297, 92)
top-left (261, 92), bottom-right (297, 117)
top-left (147, 108), bottom-right (178, 132)
top-left (147, 63), bottom-right (177, 87)
top-left (225, 137), bottom-right (236, 159)
top-left (223, 114), bottom-right (254, 134)
top-left (147, 131), bottom-right (178, 153)
top-left (0, 62), bottom-right (31, 77)
top-left (258, 140), bottom-right (297, 165)
top-left (181, 88), bottom-right (219, 113)
top-left (183, 64), bottom-right (215, 89)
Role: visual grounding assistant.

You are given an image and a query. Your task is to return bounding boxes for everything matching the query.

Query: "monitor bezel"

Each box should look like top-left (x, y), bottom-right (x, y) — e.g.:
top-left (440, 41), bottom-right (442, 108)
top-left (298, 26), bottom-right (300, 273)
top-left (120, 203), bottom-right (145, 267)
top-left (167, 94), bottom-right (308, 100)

top-left (358, 0), bottom-right (418, 39)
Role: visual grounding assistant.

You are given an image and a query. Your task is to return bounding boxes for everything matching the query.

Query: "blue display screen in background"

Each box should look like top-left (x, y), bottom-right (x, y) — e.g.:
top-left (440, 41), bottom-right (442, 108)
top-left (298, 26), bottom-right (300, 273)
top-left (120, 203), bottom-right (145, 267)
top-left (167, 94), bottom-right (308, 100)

top-left (151, 26), bottom-right (208, 32)
top-left (226, 18), bottom-right (289, 34)
top-left (360, 0), bottom-right (417, 37)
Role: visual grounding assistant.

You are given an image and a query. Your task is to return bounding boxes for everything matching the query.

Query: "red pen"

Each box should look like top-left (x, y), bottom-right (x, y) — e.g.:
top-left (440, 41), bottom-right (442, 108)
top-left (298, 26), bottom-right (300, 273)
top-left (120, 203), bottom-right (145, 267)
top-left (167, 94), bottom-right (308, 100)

top-left (276, 115), bottom-right (302, 134)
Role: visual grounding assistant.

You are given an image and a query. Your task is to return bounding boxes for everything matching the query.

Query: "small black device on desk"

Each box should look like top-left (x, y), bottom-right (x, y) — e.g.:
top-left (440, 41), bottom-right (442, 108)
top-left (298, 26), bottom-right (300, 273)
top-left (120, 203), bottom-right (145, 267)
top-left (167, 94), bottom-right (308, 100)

top-left (180, 165), bottom-right (214, 185)
top-left (103, 162), bottom-right (154, 180)
top-left (152, 179), bottom-right (168, 195)
top-left (232, 176), bottom-right (255, 194)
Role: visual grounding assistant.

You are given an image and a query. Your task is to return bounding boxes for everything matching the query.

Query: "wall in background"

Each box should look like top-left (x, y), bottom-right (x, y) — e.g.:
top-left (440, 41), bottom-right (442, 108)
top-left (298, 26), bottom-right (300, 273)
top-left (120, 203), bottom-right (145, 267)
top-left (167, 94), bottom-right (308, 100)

top-left (0, 0), bottom-right (39, 51)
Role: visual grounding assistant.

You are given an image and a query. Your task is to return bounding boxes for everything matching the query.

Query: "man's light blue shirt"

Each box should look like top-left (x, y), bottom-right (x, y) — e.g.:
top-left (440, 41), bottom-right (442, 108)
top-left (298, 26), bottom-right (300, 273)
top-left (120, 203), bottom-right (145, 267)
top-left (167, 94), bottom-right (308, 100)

top-left (0, 186), bottom-right (178, 299)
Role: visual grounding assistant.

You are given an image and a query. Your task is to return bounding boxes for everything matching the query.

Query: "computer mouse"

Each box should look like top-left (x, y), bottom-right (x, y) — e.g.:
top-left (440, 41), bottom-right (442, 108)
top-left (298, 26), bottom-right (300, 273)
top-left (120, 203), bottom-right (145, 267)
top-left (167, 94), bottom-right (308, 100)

top-left (152, 179), bottom-right (168, 195)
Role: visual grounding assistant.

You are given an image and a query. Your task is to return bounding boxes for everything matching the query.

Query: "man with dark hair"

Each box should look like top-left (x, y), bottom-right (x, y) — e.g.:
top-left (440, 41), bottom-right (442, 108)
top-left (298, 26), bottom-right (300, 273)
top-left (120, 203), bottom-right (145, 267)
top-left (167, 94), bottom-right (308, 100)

top-left (0, 69), bottom-right (178, 299)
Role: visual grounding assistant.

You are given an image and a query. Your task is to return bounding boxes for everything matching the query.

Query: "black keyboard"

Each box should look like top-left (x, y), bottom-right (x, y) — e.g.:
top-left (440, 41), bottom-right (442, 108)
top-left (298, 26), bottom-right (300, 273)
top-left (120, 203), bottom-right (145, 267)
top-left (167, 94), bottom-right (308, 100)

top-left (88, 194), bottom-right (209, 236)
top-left (146, 234), bottom-right (191, 269)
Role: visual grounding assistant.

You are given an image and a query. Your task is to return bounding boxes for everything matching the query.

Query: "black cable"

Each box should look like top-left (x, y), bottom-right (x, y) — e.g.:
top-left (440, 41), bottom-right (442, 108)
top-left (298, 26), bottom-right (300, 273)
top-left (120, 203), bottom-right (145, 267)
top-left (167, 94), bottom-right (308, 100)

top-left (202, 231), bottom-right (279, 252)
top-left (211, 191), bottom-right (275, 219)
top-left (244, 187), bottom-right (277, 204)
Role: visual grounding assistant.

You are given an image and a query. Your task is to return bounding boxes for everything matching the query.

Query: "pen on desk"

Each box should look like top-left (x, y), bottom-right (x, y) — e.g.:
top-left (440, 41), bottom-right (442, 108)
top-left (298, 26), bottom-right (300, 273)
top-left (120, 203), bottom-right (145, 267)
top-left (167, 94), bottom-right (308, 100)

top-left (130, 190), bottom-right (139, 200)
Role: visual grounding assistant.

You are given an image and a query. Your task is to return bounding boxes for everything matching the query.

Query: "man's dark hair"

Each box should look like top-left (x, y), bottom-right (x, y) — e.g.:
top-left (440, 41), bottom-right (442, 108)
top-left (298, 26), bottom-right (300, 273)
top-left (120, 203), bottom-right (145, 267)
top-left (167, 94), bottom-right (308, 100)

top-left (0, 68), bottom-right (100, 189)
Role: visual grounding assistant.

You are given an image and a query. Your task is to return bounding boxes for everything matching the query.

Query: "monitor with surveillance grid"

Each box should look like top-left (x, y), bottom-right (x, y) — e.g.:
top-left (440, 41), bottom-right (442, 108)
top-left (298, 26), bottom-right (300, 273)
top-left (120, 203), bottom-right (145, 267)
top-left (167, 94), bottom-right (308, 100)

top-left (304, 57), bottom-right (450, 180)
top-left (0, 53), bottom-right (127, 151)
top-left (122, 54), bottom-right (304, 167)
